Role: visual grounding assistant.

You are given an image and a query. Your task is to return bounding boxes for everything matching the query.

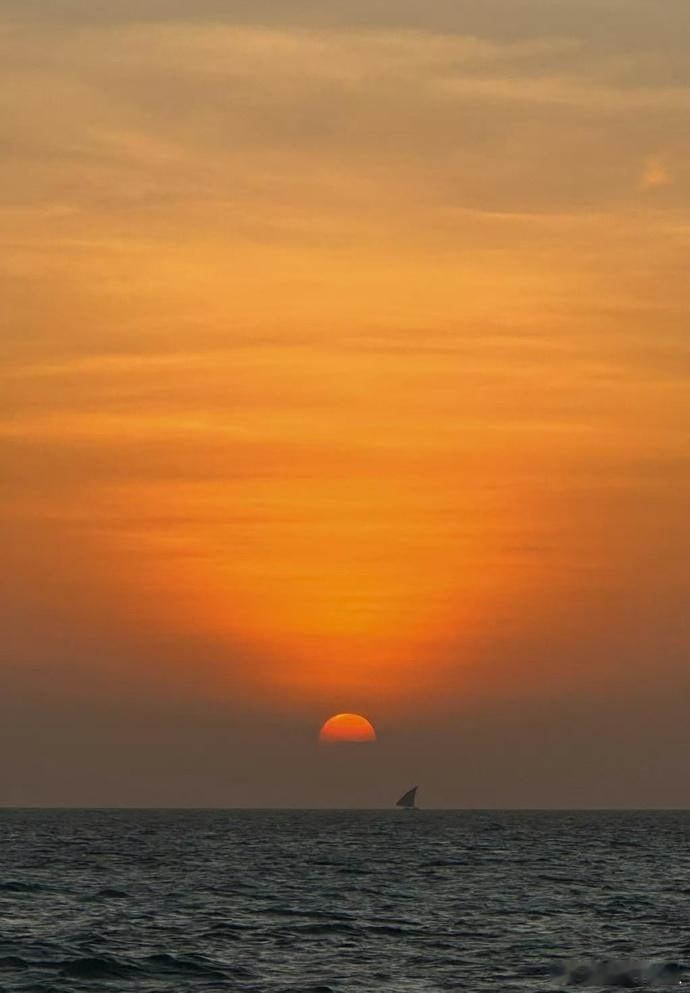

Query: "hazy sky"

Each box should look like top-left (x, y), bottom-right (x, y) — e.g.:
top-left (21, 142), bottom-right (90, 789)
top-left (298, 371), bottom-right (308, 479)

top-left (2, 0), bottom-right (690, 807)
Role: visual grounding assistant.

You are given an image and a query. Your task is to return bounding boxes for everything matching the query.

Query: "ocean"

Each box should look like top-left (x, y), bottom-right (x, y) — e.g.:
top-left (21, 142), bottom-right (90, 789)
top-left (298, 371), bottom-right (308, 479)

top-left (0, 809), bottom-right (688, 991)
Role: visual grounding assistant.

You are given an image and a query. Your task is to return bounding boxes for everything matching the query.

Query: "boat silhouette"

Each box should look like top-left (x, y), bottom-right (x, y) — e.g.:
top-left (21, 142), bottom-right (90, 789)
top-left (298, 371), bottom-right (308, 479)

top-left (396, 786), bottom-right (418, 809)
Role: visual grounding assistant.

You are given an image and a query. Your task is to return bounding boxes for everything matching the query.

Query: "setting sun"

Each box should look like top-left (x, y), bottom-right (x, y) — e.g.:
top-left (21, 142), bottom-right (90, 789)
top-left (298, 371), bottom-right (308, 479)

top-left (319, 714), bottom-right (378, 745)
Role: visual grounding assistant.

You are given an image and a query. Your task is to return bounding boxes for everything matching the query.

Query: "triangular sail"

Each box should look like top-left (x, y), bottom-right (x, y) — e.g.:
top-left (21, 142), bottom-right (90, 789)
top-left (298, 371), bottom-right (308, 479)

top-left (396, 786), bottom-right (418, 808)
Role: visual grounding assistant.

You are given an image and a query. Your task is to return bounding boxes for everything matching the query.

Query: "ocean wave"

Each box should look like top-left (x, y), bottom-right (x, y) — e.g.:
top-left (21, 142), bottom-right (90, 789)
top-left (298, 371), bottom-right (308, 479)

top-left (0, 881), bottom-right (46, 894)
top-left (59, 956), bottom-right (136, 980)
top-left (0, 958), bottom-right (28, 972)
top-left (555, 958), bottom-right (686, 987)
top-left (140, 953), bottom-right (229, 980)
top-left (285, 922), bottom-right (358, 935)
top-left (278, 986), bottom-right (334, 993)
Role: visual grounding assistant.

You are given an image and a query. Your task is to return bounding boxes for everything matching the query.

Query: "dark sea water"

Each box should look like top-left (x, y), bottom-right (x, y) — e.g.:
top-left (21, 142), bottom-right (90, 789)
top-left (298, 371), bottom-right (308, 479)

top-left (0, 810), bottom-right (689, 992)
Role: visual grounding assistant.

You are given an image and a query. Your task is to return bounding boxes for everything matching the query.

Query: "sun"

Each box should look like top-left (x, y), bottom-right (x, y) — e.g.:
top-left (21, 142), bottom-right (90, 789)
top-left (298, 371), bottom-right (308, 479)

top-left (319, 713), bottom-right (377, 745)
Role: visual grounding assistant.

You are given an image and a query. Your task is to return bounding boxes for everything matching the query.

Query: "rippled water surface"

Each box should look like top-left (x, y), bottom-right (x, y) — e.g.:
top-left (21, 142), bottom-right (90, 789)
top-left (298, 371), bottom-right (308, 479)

top-left (1, 809), bottom-right (689, 991)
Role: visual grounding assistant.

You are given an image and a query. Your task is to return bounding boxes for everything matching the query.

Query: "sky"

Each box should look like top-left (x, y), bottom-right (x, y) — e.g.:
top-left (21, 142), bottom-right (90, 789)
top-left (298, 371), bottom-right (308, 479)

top-left (2, 0), bottom-right (690, 807)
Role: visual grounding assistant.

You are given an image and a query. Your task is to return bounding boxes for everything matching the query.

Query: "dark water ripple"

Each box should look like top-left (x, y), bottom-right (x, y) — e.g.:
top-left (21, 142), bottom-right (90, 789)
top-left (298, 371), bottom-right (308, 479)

top-left (0, 810), bottom-right (689, 991)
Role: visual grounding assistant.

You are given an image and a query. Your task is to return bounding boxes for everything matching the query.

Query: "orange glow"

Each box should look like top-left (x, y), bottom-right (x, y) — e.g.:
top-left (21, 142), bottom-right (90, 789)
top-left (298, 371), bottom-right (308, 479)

top-left (3, 11), bottom-right (690, 732)
top-left (319, 713), bottom-right (377, 745)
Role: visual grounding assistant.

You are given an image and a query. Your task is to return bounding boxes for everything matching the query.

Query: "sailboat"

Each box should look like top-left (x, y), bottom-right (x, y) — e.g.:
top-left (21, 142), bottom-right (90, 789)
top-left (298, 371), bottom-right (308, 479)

top-left (396, 786), bottom-right (418, 809)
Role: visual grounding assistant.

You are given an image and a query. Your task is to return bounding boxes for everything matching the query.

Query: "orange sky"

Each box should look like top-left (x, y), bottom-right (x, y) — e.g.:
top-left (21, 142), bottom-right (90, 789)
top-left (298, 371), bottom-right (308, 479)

top-left (2, 1), bottom-right (690, 805)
